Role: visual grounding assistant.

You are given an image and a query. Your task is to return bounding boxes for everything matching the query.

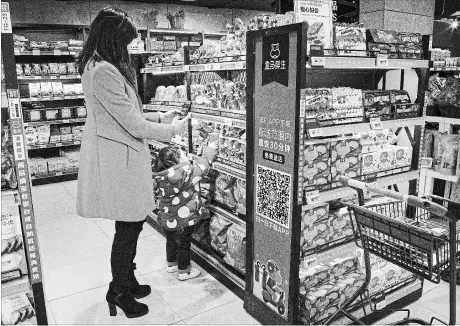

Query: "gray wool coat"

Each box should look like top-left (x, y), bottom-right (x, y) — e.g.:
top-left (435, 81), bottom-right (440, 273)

top-left (76, 60), bottom-right (175, 222)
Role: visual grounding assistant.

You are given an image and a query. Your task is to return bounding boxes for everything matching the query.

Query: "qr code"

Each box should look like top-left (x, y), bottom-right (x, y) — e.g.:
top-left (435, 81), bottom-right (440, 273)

top-left (256, 165), bottom-right (291, 228)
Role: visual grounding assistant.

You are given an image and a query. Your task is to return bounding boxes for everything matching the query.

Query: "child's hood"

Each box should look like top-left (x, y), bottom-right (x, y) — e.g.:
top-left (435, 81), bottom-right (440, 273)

top-left (152, 161), bottom-right (199, 197)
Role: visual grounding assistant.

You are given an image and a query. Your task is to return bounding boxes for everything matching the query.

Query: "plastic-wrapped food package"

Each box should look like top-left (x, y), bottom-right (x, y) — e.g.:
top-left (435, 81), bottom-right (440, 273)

top-left (233, 179), bottom-right (246, 215)
top-left (223, 223), bottom-right (246, 274)
top-left (1, 129), bottom-right (18, 190)
top-left (209, 214), bottom-right (233, 256)
top-left (214, 173), bottom-right (237, 211)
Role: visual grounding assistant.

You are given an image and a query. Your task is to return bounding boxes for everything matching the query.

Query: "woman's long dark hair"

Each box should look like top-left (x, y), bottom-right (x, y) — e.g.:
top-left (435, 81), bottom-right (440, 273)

top-left (76, 7), bottom-right (137, 85)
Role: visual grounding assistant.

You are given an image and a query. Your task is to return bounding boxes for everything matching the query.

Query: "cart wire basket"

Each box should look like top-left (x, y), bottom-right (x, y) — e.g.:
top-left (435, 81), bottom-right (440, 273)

top-left (337, 177), bottom-right (459, 326)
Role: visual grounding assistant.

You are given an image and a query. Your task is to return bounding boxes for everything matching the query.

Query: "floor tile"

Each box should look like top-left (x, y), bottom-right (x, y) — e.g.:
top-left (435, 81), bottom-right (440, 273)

top-left (42, 245), bottom-right (113, 300)
top-left (377, 302), bottom-right (448, 325)
top-left (45, 301), bottom-right (57, 325)
top-left (422, 279), bottom-right (440, 294)
top-left (38, 220), bottom-right (111, 260)
top-left (49, 283), bottom-right (182, 325)
top-left (143, 268), bottom-right (239, 320)
top-left (416, 281), bottom-right (460, 318)
top-left (94, 218), bottom-right (156, 241)
top-left (182, 299), bottom-right (259, 325)
top-left (132, 234), bottom-right (168, 275)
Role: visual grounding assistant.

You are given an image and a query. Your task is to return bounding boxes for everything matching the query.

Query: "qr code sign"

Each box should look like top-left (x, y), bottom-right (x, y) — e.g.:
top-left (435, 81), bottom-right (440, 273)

top-left (256, 165), bottom-right (291, 228)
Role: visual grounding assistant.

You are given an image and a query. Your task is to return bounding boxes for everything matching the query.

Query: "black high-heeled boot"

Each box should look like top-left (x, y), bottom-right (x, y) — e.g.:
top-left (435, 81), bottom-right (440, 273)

top-left (130, 263), bottom-right (151, 299)
top-left (106, 286), bottom-right (149, 318)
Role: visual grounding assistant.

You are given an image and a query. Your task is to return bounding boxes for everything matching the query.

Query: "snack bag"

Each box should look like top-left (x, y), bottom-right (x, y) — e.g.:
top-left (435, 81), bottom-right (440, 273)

top-left (439, 134), bottom-right (459, 176)
top-left (223, 223), bottom-right (246, 274)
top-left (209, 214), bottom-right (233, 256)
top-left (15, 64), bottom-right (23, 76)
top-left (1, 293), bottom-right (35, 325)
top-left (233, 178), bottom-right (246, 215)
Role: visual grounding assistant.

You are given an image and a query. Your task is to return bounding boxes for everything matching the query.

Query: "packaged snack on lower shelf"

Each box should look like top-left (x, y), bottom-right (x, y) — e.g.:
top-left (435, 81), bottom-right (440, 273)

top-left (16, 64), bottom-right (23, 76)
top-left (36, 125), bottom-right (50, 144)
top-left (67, 62), bottom-right (77, 75)
top-left (60, 126), bottom-right (71, 135)
top-left (52, 82), bottom-right (64, 97)
top-left (330, 138), bottom-right (361, 161)
top-left (60, 107), bottom-right (72, 119)
top-left (326, 256), bottom-right (360, 280)
top-left (76, 106), bottom-right (87, 118)
top-left (41, 63), bottom-right (50, 75)
top-left (392, 145), bottom-right (412, 168)
top-left (361, 152), bottom-right (380, 175)
top-left (330, 155), bottom-right (361, 188)
top-left (233, 178), bottom-right (246, 215)
top-left (302, 89), bottom-right (332, 120)
top-left (336, 271), bottom-right (366, 306)
top-left (214, 173), bottom-right (237, 211)
top-left (368, 268), bottom-right (386, 294)
top-left (209, 214), bottom-right (233, 256)
top-left (58, 63), bottom-right (67, 75)
top-left (1, 292), bottom-right (36, 326)
top-left (61, 134), bottom-right (74, 142)
top-left (63, 83), bottom-right (75, 96)
top-left (302, 222), bottom-right (329, 251)
top-left (328, 207), bottom-right (353, 235)
top-left (50, 125), bottom-right (61, 143)
top-left (45, 109), bottom-right (59, 121)
top-left (28, 83), bottom-right (41, 98)
top-left (223, 223), bottom-right (246, 274)
top-left (299, 263), bottom-right (330, 289)
top-left (389, 90), bottom-right (411, 104)
top-left (49, 63), bottom-right (59, 75)
top-left (300, 284), bottom-right (340, 324)
top-left (37, 158), bottom-right (48, 176)
top-left (303, 159), bottom-right (331, 191)
top-left (301, 203), bottom-right (329, 228)
top-left (397, 43), bottom-right (423, 59)
top-left (28, 159), bottom-right (38, 177)
top-left (47, 158), bottom-right (58, 174)
top-left (31, 63), bottom-right (42, 76)
top-left (74, 83), bottom-right (83, 95)
top-left (303, 141), bottom-right (330, 163)
top-left (2, 205), bottom-right (23, 256)
top-left (24, 126), bottom-right (38, 145)
top-left (218, 137), bottom-right (245, 166)
top-left (376, 147), bottom-right (396, 171)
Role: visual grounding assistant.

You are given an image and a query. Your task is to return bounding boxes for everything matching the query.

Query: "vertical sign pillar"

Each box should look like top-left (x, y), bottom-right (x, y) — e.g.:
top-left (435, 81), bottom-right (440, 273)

top-left (245, 23), bottom-right (306, 325)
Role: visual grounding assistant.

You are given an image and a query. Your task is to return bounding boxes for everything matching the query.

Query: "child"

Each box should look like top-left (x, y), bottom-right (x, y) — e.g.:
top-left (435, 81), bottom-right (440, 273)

top-left (152, 142), bottom-right (217, 280)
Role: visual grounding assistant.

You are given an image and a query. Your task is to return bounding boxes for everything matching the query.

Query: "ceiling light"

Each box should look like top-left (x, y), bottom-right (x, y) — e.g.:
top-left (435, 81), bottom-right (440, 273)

top-left (451, 20), bottom-right (459, 29)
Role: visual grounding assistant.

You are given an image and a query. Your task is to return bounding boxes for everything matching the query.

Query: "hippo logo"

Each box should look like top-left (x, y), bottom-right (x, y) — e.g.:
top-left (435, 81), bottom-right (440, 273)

top-left (396, 149), bottom-right (404, 160)
top-left (270, 43), bottom-right (280, 59)
top-left (364, 155), bottom-right (374, 167)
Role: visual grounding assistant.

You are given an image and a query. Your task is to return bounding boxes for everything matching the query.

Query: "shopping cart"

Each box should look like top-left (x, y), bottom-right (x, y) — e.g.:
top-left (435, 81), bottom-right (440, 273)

top-left (324, 176), bottom-right (459, 326)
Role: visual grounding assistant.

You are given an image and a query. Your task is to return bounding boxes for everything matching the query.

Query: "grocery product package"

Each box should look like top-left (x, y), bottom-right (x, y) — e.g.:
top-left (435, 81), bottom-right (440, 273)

top-left (209, 214), bottom-right (233, 256)
top-left (36, 125), bottom-right (50, 144)
top-left (333, 24), bottom-right (366, 56)
top-left (63, 84), bottom-right (75, 96)
top-left (51, 82), bottom-right (63, 97)
top-left (24, 126), bottom-right (38, 145)
top-left (439, 134), bottom-right (459, 175)
top-left (214, 173), bottom-right (237, 211)
top-left (28, 83), bottom-right (41, 98)
top-left (40, 82), bottom-right (53, 98)
top-left (223, 223), bottom-right (246, 274)
top-left (299, 263), bottom-right (330, 289)
top-left (301, 203), bottom-right (329, 228)
top-left (191, 218), bottom-right (211, 247)
top-left (1, 292), bottom-right (36, 325)
top-left (233, 178), bottom-right (246, 215)
top-left (422, 129), bottom-right (436, 158)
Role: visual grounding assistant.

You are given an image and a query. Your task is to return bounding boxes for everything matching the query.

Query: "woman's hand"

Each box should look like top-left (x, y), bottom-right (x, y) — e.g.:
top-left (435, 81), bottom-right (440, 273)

top-left (171, 113), bottom-right (190, 134)
top-left (159, 109), bottom-right (180, 123)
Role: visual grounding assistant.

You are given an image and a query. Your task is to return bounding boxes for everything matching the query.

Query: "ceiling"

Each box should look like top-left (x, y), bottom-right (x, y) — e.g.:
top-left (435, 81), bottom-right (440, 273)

top-left (56, 0), bottom-right (278, 12)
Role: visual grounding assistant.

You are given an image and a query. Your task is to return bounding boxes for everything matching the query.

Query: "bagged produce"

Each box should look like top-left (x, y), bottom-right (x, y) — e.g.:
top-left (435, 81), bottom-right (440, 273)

top-left (209, 214), bottom-right (232, 256)
top-left (223, 223), bottom-right (246, 274)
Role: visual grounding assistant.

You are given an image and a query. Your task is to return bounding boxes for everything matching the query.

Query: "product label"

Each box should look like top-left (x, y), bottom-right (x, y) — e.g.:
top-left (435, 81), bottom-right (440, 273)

top-left (1, 2), bottom-right (12, 34)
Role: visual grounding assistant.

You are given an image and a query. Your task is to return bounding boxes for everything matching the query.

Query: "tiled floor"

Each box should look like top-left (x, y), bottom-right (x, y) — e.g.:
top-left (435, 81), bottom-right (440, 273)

top-left (32, 180), bottom-right (258, 325)
top-left (31, 180), bottom-right (458, 325)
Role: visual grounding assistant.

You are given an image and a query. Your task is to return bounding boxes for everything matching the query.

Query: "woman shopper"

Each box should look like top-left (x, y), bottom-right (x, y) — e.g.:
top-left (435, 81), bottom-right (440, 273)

top-left (75, 7), bottom-right (189, 319)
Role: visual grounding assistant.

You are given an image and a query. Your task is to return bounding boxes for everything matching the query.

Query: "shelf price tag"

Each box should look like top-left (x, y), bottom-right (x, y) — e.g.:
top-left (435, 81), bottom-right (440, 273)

top-left (370, 118), bottom-right (383, 130)
top-left (32, 49), bottom-right (40, 56)
top-left (14, 49), bottom-right (20, 56)
top-left (311, 57), bottom-right (325, 67)
top-left (308, 128), bottom-right (324, 138)
top-left (310, 45), bottom-right (325, 67)
top-left (376, 53), bottom-right (389, 67)
top-left (306, 190), bottom-right (321, 205)
top-left (54, 49), bottom-right (61, 56)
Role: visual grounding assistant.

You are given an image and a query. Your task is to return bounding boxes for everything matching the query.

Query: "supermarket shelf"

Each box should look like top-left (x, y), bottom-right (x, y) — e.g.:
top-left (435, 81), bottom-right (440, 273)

top-left (189, 61), bottom-right (246, 71)
top-left (1, 189), bottom-right (18, 197)
top-left (202, 31), bottom-right (228, 37)
top-left (209, 204), bottom-right (246, 228)
top-left (191, 112), bottom-right (246, 128)
top-left (143, 104), bottom-right (176, 112)
top-left (31, 171), bottom-right (78, 181)
top-left (24, 118), bottom-right (86, 126)
top-left (149, 28), bottom-right (200, 35)
top-left (422, 168), bottom-right (459, 183)
top-left (425, 116), bottom-right (460, 125)
top-left (28, 140), bottom-right (81, 150)
top-left (148, 139), bottom-right (168, 149)
top-left (430, 67), bottom-right (460, 72)
top-left (212, 161), bottom-right (246, 180)
top-left (17, 75), bottom-right (80, 80)
top-left (307, 117), bottom-right (424, 138)
top-left (303, 170), bottom-right (419, 209)
top-left (1, 275), bottom-right (30, 298)
top-left (307, 57), bottom-right (429, 70)
top-left (20, 95), bottom-right (84, 102)
top-left (14, 50), bottom-right (80, 56)
top-left (191, 104), bottom-right (246, 121)
top-left (141, 65), bottom-right (189, 74)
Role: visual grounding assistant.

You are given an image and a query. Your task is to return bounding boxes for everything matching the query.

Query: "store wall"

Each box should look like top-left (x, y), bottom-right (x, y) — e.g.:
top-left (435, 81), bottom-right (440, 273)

top-left (360, 0), bottom-right (436, 34)
top-left (8, 0), bottom-right (270, 31)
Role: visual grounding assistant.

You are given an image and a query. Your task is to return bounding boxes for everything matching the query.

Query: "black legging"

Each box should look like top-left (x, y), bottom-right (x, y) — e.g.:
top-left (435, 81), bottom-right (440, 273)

top-left (109, 219), bottom-right (145, 290)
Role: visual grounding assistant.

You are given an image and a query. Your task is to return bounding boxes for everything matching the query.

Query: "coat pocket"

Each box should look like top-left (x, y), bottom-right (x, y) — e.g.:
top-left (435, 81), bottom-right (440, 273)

top-left (96, 126), bottom-right (143, 152)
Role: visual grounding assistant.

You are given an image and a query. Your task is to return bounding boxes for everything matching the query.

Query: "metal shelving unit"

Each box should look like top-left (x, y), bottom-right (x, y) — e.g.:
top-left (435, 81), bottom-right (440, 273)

top-left (243, 23), bottom-right (430, 325)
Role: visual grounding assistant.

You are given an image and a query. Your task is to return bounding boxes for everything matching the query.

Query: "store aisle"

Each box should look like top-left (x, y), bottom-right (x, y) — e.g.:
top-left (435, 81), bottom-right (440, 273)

top-left (31, 180), bottom-right (259, 325)
top-left (30, 180), bottom-right (459, 325)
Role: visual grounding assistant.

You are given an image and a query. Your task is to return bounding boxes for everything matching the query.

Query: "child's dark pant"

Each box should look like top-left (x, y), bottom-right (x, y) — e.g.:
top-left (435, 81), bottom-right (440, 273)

top-left (165, 226), bottom-right (194, 273)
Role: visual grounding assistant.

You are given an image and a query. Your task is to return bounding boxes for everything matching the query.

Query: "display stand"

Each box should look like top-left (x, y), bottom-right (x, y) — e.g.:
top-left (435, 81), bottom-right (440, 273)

top-left (1, 3), bottom-right (48, 324)
top-left (244, 23), bottom-right (429, 325)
